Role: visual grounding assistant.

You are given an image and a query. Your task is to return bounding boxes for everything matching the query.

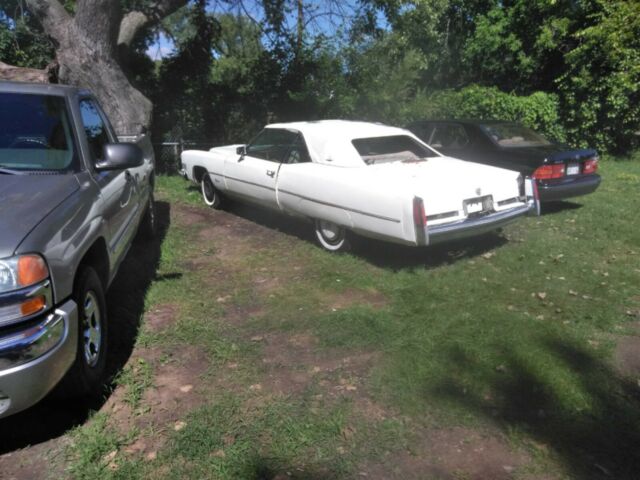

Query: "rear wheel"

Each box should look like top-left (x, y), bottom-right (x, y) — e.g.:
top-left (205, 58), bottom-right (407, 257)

top-left (314, 219), bottom-right (351, 252)
top-left (57, 266), bottom-right (108, 398)
top-left (138, 191), bottom-right (156, 240)
top-left (201, 174), bottom-right (222, 209)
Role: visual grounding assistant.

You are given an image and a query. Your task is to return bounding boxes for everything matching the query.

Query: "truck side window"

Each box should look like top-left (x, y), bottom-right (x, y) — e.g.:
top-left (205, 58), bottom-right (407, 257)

top-left (79, 99), bottom-right (110, 163)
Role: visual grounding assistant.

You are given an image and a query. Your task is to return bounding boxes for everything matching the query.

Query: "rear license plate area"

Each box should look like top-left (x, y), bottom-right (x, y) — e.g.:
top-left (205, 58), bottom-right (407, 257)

top-left (464, 195), bottom-right (493, 216)
top-left (567, 163), bottom-right (580, 175)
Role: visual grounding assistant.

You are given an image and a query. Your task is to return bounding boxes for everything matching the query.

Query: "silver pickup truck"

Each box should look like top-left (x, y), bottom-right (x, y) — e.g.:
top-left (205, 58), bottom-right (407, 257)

top-left (0, 81), bottom-right (155, 418)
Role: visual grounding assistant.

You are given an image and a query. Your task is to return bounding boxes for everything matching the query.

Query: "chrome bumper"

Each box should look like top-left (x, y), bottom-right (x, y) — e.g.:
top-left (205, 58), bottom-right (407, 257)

top-left (425, 202), bottom-right (534, 245)
top-left (0, 299), bottom-right (77, 418)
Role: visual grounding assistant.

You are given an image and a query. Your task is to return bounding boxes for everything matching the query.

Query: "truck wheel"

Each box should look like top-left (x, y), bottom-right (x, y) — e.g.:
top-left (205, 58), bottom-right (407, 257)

top-left (58, 266), bottom-right (108, 398)
top-left (201, 174), bottom-right (222, 209)
top-left (138, 191), bottom-right (157, 240)
top-left (315, 219), bottom-right (351, 252)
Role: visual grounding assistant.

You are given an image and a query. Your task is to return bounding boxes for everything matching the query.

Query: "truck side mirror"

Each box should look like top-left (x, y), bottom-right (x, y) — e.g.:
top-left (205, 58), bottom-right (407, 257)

top-left (96, 143), bottom-right (144, 171)
top-left (236, 145), bottom-right (247, 156)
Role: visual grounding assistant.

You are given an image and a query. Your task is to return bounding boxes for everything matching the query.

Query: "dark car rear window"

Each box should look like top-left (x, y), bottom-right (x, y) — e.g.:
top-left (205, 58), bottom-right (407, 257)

top-left (480, 123), bottom-right (552, 147)
top-left (352, 135), bottom-right (436, 165)
top-left (0, 92), bottom-right (78, 172)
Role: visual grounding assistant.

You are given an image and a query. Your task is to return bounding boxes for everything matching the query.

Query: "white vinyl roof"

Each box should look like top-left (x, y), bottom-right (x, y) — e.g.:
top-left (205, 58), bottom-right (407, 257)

top-left (265, 120), bottom-right (417, 167)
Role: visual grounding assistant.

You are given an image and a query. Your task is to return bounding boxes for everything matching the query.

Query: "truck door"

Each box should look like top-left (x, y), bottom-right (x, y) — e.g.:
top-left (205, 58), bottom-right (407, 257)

top-left (78, 98), bottom-right (140, 264)
top-left (223, 128), bottom-right (298, 210)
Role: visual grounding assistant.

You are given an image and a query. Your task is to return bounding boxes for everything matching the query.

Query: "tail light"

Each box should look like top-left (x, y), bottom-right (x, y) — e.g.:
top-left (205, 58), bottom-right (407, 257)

top-left (413, 197), bottom-right (427, 227)
top-left (533, 163), bottom-right (565, 180)
top-left (583, 157), bottom-right (599, 174)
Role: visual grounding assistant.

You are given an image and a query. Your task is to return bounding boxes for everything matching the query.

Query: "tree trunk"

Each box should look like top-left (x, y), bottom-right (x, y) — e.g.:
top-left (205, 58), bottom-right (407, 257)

top-left (24, 0), bottom-right (187, 135)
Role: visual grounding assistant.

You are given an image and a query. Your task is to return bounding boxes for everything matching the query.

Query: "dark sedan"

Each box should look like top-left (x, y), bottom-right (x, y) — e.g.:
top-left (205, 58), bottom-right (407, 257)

top-left (407, 120), bottom-right (601, 202)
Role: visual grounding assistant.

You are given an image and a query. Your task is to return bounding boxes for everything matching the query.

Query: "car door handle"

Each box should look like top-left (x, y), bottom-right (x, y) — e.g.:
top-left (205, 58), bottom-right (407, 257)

top-left (266, 170), bottom-right (275, 177)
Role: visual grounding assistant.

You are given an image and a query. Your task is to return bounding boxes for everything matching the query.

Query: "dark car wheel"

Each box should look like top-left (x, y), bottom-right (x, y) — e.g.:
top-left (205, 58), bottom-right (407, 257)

top-left (315, 219), bottom-right (351, 252)
top-left (57, 266), bottom-right (108, 398)
top-left (138, 191), bottom-right (157, 240)
top-left (201, 174), bottom-right (222, 209)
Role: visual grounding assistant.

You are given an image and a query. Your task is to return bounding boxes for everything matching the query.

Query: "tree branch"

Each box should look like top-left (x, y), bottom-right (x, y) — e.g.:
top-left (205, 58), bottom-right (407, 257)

top-left (24, 0), bottom-right (72, 43)
top-left (118, 0), bottom-right (189, 47)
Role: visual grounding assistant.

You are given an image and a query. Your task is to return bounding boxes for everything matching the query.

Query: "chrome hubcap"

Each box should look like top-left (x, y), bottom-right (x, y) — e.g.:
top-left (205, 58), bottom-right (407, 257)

top-left (319, 220), bottom-right (342, 243)
top-left (82, 291), bottom-right (101, 367)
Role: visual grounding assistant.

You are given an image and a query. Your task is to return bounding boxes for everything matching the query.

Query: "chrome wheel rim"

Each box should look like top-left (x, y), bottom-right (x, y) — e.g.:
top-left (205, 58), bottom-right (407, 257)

top-left (82, 291), bottom-right (102, 367)
top-left (319, 220), bottom-right (342, 245)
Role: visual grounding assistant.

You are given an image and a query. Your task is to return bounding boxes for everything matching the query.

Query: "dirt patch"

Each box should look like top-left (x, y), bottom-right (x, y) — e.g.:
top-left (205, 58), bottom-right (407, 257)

top-left (175, 205), bottom-right (211, 227)
top-left (0, 440), bottom-right (63, 480)
top-left (363, 426), bottom-right (529, 480)
top-left (257, 332), bottom-right (378, 397)
top-left (144, 303), bottom-right (179, 332)
top-left (328, 287), bottom-right (388, 311)
top-left (103, 346), bottom-right (210, 458)
top-left (614, 322), bottom-right (640, 377)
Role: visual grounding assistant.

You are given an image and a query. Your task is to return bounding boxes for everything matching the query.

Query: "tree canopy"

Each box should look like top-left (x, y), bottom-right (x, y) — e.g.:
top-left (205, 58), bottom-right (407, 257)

top-left (1, 0), bottom-right (638, 153)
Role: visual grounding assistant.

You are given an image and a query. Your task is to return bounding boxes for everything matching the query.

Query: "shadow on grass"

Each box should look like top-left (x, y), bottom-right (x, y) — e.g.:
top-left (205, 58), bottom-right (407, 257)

top-left (541, 200), bottom-right (583, 215)
top-left (248, 457), bottom-right (336, 480)
top-left (0, 201), bottom-right (171, 454)
top-left (434, 339), bottom-right (640, 479)
top-left (220, 198), bottom-right (509, 271)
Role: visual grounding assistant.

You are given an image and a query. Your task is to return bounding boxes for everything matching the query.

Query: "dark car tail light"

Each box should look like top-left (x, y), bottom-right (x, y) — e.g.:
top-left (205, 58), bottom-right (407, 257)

top-left (583, 157), bottom-right (599, 174)
top-left (533, 164), bottom-right (565, 180)
top-left (413, 197), bottom-right (427, 227)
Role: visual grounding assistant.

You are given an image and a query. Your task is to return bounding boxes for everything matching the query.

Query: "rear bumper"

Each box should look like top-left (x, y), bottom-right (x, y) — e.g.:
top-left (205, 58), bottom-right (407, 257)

top-left (425, 202), bottom-right (533, 245)
top-left (538, 174), bottom-right (601, 202)
top-left (0, 299), bottom-right (77, 419)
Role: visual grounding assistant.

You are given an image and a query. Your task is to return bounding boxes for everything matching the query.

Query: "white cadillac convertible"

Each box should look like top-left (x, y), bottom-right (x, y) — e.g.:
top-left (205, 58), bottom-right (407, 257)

top-left (180, 121), bottom-right (538, 251)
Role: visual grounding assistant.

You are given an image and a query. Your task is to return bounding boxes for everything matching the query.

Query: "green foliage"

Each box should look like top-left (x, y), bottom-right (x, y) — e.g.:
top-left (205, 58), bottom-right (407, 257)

top-left (0, 4), bottom-right (54, 69)
top-left (153, 1), bottom-right (220, 141)
top-left (557, 0), bottom-right (640, 153)
top-left (406, 85), bottom-right (566, 142)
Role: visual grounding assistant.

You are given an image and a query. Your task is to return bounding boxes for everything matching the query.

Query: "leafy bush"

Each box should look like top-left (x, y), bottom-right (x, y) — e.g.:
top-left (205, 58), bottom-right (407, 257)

top-left (557, 1), bottom-right (640, 153)
top-left (402, 85), bottom-right (567, 143)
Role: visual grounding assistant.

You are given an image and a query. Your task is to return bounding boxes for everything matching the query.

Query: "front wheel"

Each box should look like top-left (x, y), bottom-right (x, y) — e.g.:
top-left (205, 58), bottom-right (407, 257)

top-left (314, 219), bottom-right (351, 252)
top-left (138, 191), bottom-right (157, 240)
top-left (57, 266), bottom-right (108, 398)
top-left (201, 174), bottom-right (222, 209)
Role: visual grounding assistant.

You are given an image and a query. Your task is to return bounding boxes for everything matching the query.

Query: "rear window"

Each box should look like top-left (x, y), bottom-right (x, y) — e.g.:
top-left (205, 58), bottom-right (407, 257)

top-left (0, 92), bottom-right (78, 172)
top-left (352, 135), bottom-right (436, 165)
top-left (480, 123), bottom-right (552, 147)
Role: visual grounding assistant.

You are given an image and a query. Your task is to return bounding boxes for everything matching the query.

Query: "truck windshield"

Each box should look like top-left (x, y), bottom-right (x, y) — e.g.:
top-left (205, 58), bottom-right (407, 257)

top-left (0, 93), bottom-right (78, 172)
top-left (352, 135), bottom-right (437, 165)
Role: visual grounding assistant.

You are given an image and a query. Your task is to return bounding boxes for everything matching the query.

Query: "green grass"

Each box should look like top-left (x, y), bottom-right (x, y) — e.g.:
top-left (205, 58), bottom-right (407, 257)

top-left (64, 158), bottom-right (640, 479)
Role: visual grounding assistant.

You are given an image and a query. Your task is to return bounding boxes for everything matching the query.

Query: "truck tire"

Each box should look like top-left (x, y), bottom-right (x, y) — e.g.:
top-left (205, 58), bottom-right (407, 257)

top-left (57, 265), bottom-right (108, 398)
top-left (138, 191), bottom-right (157, 240)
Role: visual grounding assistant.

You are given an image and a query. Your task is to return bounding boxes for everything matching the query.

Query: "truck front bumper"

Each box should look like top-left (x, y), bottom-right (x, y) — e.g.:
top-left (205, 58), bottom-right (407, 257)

top-left (425, 202), bottom-right (534, 245)
top-left (0, 299), bottom-right (77, 419)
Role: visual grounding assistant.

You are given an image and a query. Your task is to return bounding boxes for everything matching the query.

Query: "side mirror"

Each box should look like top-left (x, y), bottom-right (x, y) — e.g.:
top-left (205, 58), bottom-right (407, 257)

top-left (96, 143), bottom-right (144, 171)
top-left (236, 145), bottom-right (247, 156)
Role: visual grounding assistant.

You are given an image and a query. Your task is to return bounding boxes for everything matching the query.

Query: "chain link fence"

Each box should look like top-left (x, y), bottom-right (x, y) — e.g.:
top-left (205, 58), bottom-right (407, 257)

top-left (153, 141), bottom-right (215, 174)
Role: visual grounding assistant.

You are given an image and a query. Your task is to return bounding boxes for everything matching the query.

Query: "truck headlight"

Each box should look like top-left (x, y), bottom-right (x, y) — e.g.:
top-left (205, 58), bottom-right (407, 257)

top-left (0, 254), bottom-right (51, 327)
top-left (0, 254), bottom-right (49, 294)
